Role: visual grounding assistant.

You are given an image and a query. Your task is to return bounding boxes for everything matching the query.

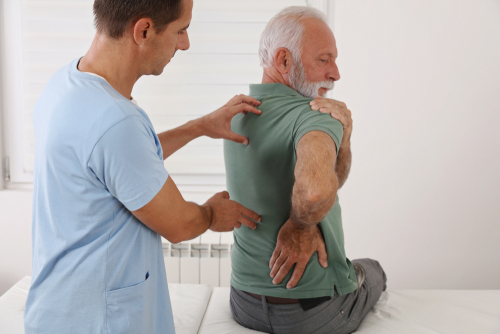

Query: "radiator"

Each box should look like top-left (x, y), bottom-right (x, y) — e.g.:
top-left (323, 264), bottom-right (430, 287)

top-left (163, 230), bottom-right (233, 288)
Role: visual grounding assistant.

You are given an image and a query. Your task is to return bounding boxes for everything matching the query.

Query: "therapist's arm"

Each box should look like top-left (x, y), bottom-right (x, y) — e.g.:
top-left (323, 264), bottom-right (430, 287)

top-left (158, 94), bottom-right (262, 159)
top-left (269, 131), bottom-right (339, 289)
top-left (132, 176), bottom-right (261, 244)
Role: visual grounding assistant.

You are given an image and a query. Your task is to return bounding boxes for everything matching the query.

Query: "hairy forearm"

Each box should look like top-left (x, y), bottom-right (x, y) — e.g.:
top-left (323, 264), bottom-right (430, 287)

top-left (157, 119), bottom-right (203, 160)
top-left (335, 143), bottom-right (352, 189)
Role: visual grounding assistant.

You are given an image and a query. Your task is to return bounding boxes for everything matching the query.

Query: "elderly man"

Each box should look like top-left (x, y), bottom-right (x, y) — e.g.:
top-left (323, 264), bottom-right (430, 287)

top-left (24, 0), bottom-right (263, 333)
top-left (224, 7), bottom-right (387, 334)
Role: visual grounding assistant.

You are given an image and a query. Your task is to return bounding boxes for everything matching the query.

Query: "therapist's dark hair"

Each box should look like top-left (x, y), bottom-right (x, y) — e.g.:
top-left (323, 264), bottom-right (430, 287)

top-left (93, 0), bottom-right (184, 39)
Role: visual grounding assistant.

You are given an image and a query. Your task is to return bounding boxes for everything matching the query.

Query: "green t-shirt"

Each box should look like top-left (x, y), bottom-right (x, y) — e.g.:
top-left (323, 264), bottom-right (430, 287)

top-left (224, 83), bottom-right (358, 299)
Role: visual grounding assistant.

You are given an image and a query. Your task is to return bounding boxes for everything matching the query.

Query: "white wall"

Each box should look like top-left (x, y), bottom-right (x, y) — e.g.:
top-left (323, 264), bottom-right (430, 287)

top-left (334, 0), bottom-right (500, 289)
top-left (1, 0), bottom-right (499, 295)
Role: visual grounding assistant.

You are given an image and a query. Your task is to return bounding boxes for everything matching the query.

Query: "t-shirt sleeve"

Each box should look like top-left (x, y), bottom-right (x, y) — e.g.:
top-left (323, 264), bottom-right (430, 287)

top-left (292, 107), bottom-right (344, 155)
top-left (87, 116), bottom-right (169, 211)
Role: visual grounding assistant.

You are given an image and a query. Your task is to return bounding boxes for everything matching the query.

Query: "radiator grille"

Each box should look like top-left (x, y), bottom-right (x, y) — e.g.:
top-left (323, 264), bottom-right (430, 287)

top-left (163, 230), bottom-right (233, 288)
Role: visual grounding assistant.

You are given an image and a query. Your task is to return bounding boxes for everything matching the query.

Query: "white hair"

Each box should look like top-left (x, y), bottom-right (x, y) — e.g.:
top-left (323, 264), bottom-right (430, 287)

top-left (259, 6), bottom-right (327, 68)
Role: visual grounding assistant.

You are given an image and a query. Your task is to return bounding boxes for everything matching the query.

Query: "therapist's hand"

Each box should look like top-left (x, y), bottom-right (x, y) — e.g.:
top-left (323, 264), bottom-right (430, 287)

top-left (204, 191), bottom-right (261, 231)
top-left (269, 219), bottom-right (328, 289)
top-left (198, 94), bottom-right (262, 145)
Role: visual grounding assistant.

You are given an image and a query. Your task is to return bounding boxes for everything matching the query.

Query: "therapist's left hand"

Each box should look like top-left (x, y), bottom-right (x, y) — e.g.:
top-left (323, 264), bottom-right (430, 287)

top-left (198, 94), bottom-right (262, 145)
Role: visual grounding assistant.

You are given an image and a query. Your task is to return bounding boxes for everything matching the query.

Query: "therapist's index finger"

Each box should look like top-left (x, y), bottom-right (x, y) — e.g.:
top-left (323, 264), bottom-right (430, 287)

top-left (236, 94), bottom-right (261, 107)
top-left (238, 204), bottom-right (262, 224)
top-left (237, 103), bottom-right (262, 116)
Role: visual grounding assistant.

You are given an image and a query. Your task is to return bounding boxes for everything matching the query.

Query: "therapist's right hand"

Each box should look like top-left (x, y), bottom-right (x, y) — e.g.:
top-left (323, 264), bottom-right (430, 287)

top-left (204, 191), bottom-right (261, 232)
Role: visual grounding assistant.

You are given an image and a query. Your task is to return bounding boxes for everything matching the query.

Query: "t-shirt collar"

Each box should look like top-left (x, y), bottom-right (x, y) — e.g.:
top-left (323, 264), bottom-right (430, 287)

top-left (249, 83), bottom-right (302, 97)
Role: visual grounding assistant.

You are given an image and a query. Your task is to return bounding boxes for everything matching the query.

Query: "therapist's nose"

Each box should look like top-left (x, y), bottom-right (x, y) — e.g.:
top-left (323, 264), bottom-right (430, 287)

top-left (177, 31), bottom-right (190, 51)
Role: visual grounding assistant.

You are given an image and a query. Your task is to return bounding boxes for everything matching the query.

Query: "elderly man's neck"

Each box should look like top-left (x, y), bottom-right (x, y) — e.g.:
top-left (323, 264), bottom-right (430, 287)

top-left (262, 67), bottom-right (293, 89)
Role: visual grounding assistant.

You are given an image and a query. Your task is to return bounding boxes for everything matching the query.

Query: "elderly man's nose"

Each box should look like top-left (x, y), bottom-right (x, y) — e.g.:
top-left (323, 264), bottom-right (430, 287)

top-left (329, 62), bottom-right (341, 81)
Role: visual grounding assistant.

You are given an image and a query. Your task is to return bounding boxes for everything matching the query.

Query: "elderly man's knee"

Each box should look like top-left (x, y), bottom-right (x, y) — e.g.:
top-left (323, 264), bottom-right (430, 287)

top-left (352, 258), bottom-right (387, 290)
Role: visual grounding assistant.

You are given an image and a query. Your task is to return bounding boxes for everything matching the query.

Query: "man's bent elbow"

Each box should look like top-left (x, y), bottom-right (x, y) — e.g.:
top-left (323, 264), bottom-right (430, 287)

top-left (160, 227), bottom-right (186, 245)
top-left (306, 176), bottom-right (339, 205)
top-left (166, 234), bottom-right (183, 245)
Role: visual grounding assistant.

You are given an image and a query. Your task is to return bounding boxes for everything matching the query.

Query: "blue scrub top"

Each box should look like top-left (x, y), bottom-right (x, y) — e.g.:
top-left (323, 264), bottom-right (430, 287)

top-left (24, 58), bottom-right (175, 333)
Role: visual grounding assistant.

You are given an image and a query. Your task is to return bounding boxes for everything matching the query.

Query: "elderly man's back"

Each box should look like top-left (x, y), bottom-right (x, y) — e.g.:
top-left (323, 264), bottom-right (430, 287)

top-left (224, 83), bottom-right (358, 299)
top-left (224, 83), bottom-right (387, 334)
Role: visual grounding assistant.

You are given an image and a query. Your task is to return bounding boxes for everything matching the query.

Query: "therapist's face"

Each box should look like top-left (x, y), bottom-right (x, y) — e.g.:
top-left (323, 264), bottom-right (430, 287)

top-left (146, 0), bottom-right (192, 75)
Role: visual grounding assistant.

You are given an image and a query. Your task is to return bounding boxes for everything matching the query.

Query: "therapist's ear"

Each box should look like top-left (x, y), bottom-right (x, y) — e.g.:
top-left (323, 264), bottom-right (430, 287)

top-left (133, 18), bottom-right (153, 45)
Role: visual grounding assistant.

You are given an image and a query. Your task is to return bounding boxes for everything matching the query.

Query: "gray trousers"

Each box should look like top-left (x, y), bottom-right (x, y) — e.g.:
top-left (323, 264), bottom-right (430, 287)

top-left (230, 258), bottom-right (387, 334)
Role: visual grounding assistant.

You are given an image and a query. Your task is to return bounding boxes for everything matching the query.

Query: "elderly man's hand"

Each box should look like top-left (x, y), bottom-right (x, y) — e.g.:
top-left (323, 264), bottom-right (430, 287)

top-left (269, 220), bottom-right (328, 289)
top-left (198, 94), bottom-right (262, 145)
top-left (310, 97), bottom-right (352, 149)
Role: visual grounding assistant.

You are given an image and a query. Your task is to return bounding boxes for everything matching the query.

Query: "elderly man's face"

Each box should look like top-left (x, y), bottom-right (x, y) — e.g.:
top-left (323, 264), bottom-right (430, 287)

top-left (292, 18), bottom-right (340, 98)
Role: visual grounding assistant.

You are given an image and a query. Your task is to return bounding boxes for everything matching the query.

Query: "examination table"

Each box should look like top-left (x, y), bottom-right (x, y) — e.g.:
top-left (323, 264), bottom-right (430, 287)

top-left (1, 276), bottom-right (499, 333)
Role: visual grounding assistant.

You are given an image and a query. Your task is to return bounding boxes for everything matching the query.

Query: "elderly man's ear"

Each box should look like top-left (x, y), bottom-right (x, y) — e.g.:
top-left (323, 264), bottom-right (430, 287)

top-left (274, 47), bottom-right (294, 74)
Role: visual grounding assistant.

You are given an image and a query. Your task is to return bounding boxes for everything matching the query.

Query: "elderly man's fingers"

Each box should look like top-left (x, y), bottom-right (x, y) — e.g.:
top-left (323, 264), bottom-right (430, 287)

top-left (272, 258), bottom-right (293, 285)
top-left (269, 249), bottom-right (278, 269)
top-left (311, 97), bottom-right (347, 108)
top-left (317, 240), bottom-right (328, 268)
top-left (286, 262), bottom-right (307, 289)
top-left (270, 252), bottom-right (287, 278)
top-left (310, 100), bottom-right (336, 112)
top-left (239, 215), bottom-right (257, 230)
top-left (323, 110), bottom-right (347, 125)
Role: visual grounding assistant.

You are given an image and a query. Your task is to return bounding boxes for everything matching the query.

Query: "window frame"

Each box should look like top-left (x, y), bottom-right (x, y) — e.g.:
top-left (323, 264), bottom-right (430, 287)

top-left (1, 0), bottom-right (32, 188)
top-left (0, 0), bottom-right (335, 189)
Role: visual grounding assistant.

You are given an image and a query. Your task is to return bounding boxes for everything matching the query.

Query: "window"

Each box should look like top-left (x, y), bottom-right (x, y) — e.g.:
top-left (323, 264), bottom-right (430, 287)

top-left (1, 0), bottom-right (333, 188)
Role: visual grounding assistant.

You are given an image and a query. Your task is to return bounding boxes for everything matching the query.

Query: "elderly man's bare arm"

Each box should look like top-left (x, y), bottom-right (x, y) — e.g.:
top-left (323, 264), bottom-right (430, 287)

top-left (312, 97), bottom-right (353, 189)
top-left (269, 130), bottom-right (338, 289)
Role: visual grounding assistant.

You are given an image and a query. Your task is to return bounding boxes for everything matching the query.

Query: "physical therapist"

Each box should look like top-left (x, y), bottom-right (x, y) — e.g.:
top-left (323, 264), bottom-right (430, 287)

top-left (24, 0), bottom-right (262, 332)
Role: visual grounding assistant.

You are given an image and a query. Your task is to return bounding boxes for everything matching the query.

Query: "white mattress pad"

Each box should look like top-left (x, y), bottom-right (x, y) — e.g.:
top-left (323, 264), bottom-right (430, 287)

top-left (198, 287), bottom-right (500, 334)
top-left (2, 276), bottom-right (499, 333)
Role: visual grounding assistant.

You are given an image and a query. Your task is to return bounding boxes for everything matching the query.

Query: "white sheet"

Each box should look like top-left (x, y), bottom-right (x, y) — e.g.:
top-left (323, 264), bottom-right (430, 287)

top-left (0, 276), bottom-right (212, 334)
top-left (0, 276), bottom-right (29, 334)
top-left (198, 288), bottom-right (500, 334)
top-left (169, 283), bottom-right (212, 334)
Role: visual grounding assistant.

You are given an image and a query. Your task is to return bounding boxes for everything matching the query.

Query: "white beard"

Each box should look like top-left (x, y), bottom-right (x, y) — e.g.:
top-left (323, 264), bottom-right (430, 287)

top-left (289, 59), bottom-right (334, 98)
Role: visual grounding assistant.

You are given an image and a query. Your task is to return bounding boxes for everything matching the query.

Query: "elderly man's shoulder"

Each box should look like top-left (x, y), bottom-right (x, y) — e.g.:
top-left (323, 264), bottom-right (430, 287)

top-left (282, 96), bottom-right (335, 122)
top-left (263, 93), bottom-right (312, 113)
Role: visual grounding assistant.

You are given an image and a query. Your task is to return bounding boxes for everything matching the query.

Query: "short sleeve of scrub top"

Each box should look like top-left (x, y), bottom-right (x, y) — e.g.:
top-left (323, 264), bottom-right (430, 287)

top-left (88, 115), bottom-right (169, 211)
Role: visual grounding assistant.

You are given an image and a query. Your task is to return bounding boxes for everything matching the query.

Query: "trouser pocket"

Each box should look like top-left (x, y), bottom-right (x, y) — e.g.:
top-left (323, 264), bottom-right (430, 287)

top-left (106, 273), bottom-right (150, 334)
